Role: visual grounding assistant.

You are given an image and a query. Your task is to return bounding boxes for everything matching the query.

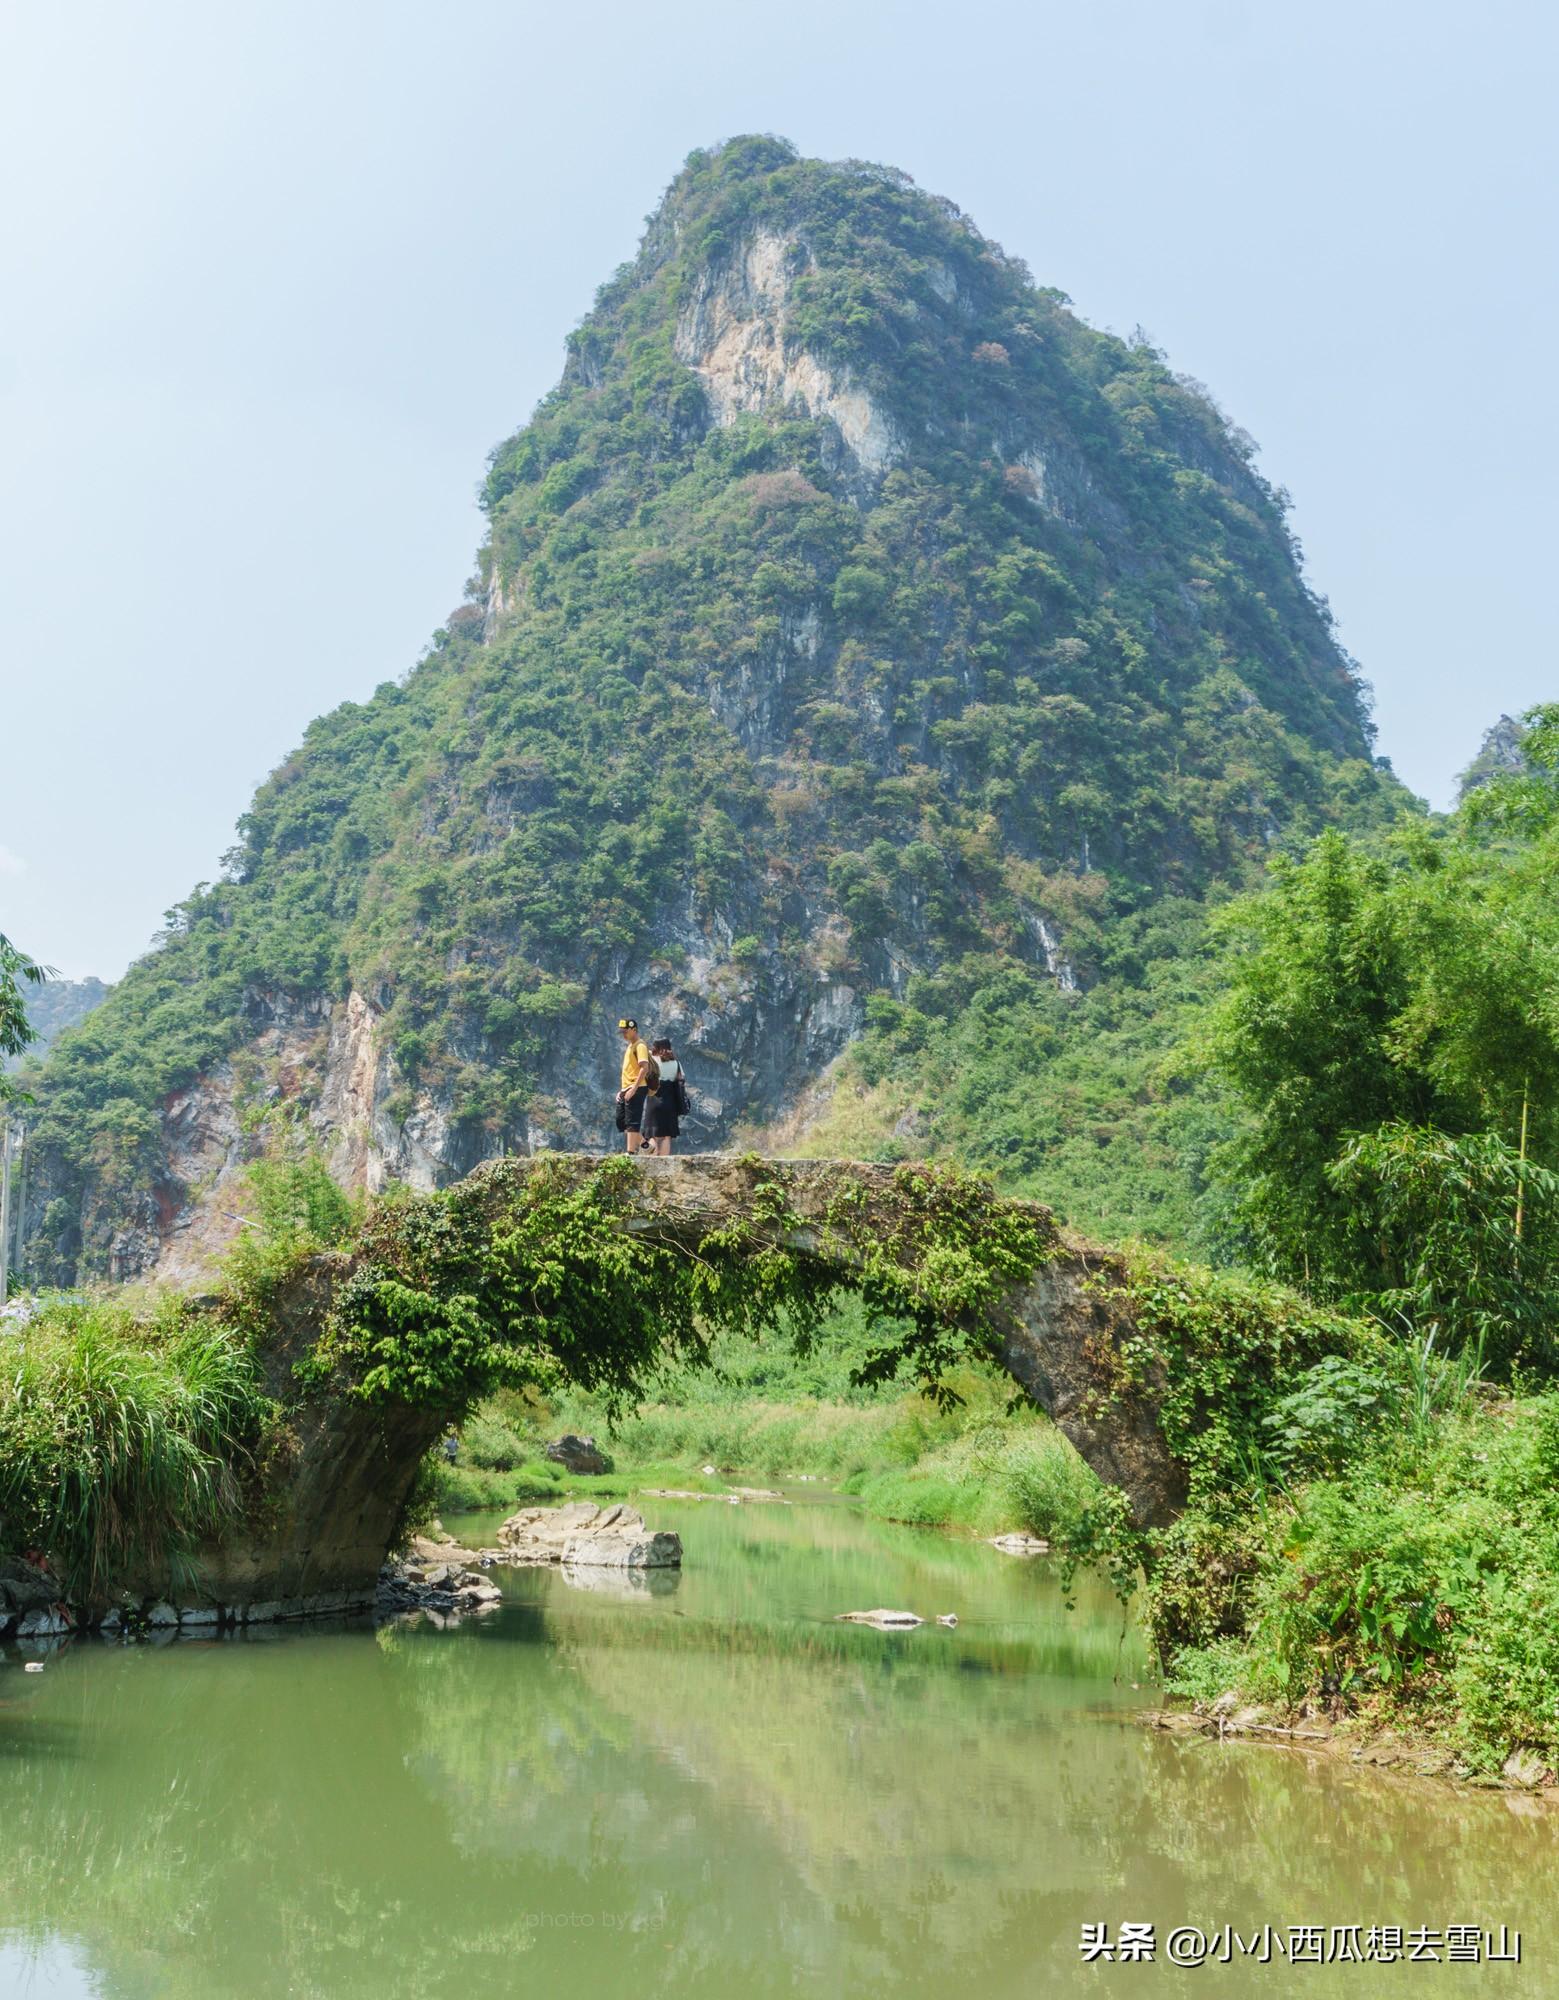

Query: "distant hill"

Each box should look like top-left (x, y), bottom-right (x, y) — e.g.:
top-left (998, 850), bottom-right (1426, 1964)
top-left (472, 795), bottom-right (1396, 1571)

top-left (3, 976), bottom-right (109, 1075)
top-left (1457, 714), bottom-right (1528, 801)
top-left (23, 135), bottom-right (1406, 1282)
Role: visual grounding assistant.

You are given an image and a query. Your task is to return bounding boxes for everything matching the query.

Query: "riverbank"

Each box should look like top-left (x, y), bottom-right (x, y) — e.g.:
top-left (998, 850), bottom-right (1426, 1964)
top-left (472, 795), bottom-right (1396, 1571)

top-left (1146, 1384), bottom-right (1559, 1789)
top-left (1145, 1703), bottom-right (1558, 1799)
top-left (6, 1242), bottom-right (1556, 1793)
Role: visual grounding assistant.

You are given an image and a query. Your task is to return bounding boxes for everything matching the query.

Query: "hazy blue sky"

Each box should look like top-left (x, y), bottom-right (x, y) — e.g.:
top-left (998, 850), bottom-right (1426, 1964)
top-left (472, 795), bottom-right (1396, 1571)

top-left (3, 0), bottom-right (1554, 978)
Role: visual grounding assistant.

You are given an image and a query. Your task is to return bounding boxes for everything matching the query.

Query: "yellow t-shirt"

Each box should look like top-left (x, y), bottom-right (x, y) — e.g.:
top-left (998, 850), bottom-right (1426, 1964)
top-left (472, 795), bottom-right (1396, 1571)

top-left (620, 1039), bottom-right (649, 1091)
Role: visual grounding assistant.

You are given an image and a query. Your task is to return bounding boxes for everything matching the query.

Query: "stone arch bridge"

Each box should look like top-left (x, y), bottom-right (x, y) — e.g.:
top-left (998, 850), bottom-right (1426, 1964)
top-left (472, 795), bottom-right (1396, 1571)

top-left (197, 1156), bottom-right (1188, 1619)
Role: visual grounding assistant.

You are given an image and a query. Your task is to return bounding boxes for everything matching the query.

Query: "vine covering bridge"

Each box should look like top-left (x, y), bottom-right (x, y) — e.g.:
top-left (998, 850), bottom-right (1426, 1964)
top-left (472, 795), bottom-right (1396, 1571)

top-left (195, 1155), bottom-right (1212, 1617)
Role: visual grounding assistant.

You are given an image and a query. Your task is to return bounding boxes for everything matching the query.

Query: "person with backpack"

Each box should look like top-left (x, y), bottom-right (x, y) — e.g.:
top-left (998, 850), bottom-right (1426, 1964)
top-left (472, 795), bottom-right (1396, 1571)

top-left (639, 1037), bottom-right (690, 1155)
top-left (614, 1016), bottom-right (654, 1153)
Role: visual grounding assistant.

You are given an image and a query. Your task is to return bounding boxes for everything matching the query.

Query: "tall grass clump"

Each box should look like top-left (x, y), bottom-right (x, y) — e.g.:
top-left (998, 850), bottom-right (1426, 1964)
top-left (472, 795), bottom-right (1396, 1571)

top-left (0, 1296), bottom-right (270, 1602)
top-left (844, 1416), bottom-right (1102, 1538)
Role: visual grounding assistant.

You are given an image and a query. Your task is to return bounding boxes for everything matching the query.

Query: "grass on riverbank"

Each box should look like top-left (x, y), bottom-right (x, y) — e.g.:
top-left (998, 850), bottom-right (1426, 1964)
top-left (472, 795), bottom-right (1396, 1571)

top-left (0, 1294), bottom-right (269, 1601)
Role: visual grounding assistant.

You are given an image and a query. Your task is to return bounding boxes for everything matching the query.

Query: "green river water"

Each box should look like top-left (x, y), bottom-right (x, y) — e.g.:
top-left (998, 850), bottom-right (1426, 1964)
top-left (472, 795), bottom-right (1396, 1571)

top-left (1, 1489), bottom-right (1554, 1998)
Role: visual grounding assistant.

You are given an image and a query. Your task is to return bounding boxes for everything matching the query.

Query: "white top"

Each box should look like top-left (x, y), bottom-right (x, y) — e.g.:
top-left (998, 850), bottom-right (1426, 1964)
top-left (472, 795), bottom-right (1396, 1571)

top-left (656, 1059), bottom-right (682, 1083)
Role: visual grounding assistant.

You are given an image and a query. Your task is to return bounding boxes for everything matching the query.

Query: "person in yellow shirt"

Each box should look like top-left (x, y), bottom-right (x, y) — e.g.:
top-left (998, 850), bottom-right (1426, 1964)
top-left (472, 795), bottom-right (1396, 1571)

top-left (615, 1017), bottom-right (651, 1153)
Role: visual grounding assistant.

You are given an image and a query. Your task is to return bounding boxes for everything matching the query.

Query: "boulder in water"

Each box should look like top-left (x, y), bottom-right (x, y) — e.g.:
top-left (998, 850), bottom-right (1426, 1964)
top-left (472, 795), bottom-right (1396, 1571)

top-left (836, 1608), bottom-right (923, 1630)
top-left (17, 1607), bottom-right (71, 1638)
top-left (499, 1501), bottom-right (681, 1569)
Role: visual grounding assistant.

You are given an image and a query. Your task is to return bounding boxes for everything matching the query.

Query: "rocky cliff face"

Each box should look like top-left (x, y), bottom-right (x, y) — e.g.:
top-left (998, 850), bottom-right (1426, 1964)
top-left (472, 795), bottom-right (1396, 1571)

top-left (674, 228), bottom-right (904, 479)
top-left (22, 136), bottom-right (1399, 1282)
top-left (1457, 714), bottom-right (1528, 801)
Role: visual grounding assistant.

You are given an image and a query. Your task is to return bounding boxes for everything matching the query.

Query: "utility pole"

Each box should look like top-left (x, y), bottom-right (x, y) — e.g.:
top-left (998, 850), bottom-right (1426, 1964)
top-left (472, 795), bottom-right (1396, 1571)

top-left (12, 1122), bottom-right (24, 1288)
top-left (0, 1118), bottom-right (12, 1310)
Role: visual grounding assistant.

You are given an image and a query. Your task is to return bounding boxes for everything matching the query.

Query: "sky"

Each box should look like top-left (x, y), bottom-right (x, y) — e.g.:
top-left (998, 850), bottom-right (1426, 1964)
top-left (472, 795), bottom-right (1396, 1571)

top-left (2, 0), bottom-right (1554, 980)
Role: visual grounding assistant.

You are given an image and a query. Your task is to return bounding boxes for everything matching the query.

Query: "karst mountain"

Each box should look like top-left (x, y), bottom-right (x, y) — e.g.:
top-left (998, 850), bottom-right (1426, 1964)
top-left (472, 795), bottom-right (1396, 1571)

top-left (24, 135), bottom-right (1403, 1280)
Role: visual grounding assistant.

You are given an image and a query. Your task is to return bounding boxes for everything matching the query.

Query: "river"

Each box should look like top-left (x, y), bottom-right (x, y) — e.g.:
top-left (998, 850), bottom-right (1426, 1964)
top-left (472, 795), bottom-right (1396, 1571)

top-left (1, 1489), bottom-right (1554, 1996)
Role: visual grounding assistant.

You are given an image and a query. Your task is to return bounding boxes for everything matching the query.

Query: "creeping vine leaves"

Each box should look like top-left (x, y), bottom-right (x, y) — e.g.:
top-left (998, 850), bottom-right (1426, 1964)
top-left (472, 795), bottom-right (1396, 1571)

top-left (298, 1155), bottom-right (1058, 1423)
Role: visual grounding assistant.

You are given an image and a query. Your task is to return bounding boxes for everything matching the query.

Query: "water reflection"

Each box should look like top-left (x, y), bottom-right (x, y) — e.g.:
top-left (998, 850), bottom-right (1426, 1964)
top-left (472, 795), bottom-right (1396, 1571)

top-left (0, 1495), bottom-right (1553, 1998)
top-left (556, 1562), bottom-right (682, 1599)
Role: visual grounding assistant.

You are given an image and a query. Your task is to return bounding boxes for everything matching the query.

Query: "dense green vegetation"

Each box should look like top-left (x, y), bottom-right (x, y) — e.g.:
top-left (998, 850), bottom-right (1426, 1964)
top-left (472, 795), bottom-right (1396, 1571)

top-left (802, 707), bottom-right (1559, 1274)
top-left (19, 133), bottom-right (1400, 1276)
top-left (1205, 776), bottom-right (1559, 1347)
top-left (1163, 1385), bottom-right (1559, 1770)
top-left (660, 707), bottom-right (1559, 1771)
top-left (791, 920), bottom-right (1230, 1247)
top-left (4, 973), bottom-right (108, 1076)
top-left (1127, 714), bottom-right (1559, 1766)
top-left (1, 1153), bottom-right (1099, 1606)
top-left (0, 1295), bottom-right (270, 1601)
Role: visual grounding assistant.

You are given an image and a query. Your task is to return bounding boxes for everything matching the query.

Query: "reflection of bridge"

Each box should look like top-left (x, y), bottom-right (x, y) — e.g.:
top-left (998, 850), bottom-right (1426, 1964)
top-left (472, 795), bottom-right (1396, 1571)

top-left (192, 1157), bottom-right (1186, 1621)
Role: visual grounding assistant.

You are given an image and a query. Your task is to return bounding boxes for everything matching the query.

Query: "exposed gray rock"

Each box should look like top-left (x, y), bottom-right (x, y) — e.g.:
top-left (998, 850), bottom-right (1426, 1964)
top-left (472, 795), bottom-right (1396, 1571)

top-left (376, 1552), bottom-right (503, 1621)
top-left (544, 1433), bottom-right (613, 1476)
top-left (836, 1608), bottom-right (922, 1629)
top-left (1502, 1747), bottom-right (1554, 1789)
top-left (989, 1533), bottom-right (1050, 1556)
top-left (17, 1607), bottom-right (71, 1638)
top-left (499, 1501), bottom-right (681, 1569)
top-left (408, 1531), bottom-right (483, 1567)
top-left (1457, 714), bottom-right (1529, 801)
top-left (560, 1529), bottom-right (682, 1571)
top-left (0, 1557), bottom-right (59, 1619)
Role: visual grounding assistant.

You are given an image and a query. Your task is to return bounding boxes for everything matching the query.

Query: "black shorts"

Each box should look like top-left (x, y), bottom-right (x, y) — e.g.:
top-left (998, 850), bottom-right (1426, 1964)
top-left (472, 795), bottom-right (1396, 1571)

top-left (616, 1086), bottom-right (648, 1134)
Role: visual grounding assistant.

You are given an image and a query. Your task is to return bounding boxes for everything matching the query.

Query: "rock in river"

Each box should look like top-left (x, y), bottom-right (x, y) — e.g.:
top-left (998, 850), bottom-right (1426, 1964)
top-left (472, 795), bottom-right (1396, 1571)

top-left (836, 1608), bottom-right (923, 1630)
top-left (0, 1556), bottom-right (60, 1626)
top-left (498, 1501), bottom-right (681, 1570)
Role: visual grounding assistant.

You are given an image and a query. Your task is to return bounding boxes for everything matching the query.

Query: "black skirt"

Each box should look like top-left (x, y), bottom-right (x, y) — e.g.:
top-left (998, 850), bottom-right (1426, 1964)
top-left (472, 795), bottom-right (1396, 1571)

top-left (640, 1087), bottom-right (680, 1140)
